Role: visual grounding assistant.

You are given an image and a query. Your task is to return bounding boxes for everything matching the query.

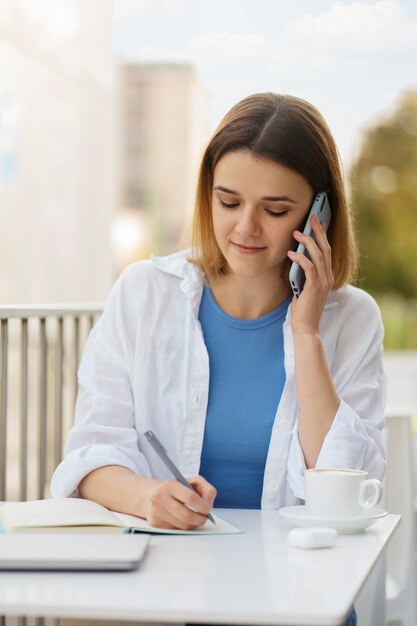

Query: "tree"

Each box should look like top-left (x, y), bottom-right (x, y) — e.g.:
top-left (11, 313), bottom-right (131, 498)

top-left (349, 90), bottom-right (417, 299)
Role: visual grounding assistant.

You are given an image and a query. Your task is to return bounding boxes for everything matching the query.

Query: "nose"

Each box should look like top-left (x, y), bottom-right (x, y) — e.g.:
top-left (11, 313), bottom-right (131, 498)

top-left (234, 208), bottom-right (261, 238)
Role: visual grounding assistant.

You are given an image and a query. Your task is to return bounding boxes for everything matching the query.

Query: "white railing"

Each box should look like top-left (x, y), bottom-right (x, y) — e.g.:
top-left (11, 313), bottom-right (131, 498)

top-left (0, 305), bottom-right (103, 503)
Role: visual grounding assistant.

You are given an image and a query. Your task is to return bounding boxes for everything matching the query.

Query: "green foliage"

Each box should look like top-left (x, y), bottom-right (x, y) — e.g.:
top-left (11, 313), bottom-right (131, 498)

top-left (349, 90), bottom-right (417, 300)
top-left (377, 295), bottom-right (417, 349)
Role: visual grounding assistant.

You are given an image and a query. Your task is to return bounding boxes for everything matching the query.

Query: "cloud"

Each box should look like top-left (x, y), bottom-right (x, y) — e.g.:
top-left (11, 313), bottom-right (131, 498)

top-left (114, 0), bottom-right (193, 20)
top-left (189, 32), bottom-right (276, 68)
top-left (115, 1), bottom-right (417, 73)
top-left (283, 1), bottom-right (417, 56)
top-left (187, 2), bottom-right (417, 72)
top-left (126, 45), bottom-right (189, 63)
top-left (125, 33), bottom-right (278, 71)
top-left (188, 31), bottom-right (367, 73)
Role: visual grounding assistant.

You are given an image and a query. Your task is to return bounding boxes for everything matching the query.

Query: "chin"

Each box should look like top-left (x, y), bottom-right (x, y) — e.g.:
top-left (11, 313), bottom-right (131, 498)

top-left (226, 261), bottom-right (271, 280)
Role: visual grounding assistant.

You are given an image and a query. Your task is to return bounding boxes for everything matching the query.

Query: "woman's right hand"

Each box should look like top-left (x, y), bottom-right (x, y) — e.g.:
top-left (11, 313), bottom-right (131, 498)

top-left (143, 475), bottom-right (217, 530)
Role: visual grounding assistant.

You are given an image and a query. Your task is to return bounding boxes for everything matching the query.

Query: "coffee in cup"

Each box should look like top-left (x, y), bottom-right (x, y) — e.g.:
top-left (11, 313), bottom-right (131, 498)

top-left (304, 468), bottom-right (383, 518)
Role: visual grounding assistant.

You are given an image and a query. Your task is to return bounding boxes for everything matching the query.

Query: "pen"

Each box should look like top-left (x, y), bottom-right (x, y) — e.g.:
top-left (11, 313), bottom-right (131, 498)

top-left (144, 430), bottom-right (216, 524)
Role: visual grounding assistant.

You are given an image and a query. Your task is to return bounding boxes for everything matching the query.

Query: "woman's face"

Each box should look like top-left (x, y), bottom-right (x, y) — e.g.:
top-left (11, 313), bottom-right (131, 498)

top-left (211, 149), bottom-right (314, 283)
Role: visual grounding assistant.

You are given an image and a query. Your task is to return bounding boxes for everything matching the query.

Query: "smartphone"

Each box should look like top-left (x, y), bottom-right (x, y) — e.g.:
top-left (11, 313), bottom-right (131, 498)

top-left (289, 191), bottom-right (332, 298)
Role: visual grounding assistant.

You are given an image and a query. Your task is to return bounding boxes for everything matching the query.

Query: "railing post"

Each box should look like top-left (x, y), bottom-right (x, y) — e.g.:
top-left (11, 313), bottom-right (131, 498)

top-left (54, 318), bottom-right (64, 468)
top-left (74, 316), bottom-right (80, 408)
top-left (38, 318), bottom-right (47, 500)
top-left (20, 319), bottom-right (29, 501)
top-left (0, 319), bottom-right (8, 501)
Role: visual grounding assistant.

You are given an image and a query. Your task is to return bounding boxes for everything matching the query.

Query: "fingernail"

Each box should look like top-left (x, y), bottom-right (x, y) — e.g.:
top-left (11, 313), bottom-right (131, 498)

top-left (288, 250), bottom-right (296, 257)
top-left (294, 230), bottom-right (302, 236)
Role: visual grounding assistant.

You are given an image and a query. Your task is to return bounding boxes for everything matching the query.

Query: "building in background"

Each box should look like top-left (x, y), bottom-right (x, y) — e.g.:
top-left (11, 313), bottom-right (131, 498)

top-left (0, 0), bottom-right (116, 304)
top-left (117, 62), bottom-right (210, 264)
top-left (0, 0), bottom-right (117, 501)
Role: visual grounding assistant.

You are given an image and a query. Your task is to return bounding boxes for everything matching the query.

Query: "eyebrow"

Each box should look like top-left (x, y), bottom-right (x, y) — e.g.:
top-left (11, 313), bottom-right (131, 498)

top-left (213, 185), bottom-right (297, 203)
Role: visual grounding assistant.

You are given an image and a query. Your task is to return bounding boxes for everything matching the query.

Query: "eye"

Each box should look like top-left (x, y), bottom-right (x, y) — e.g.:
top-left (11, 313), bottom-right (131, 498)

top-left (218, 199), bottom-right (239, 209)
top-left (265, 209), bottom-right (289, 218)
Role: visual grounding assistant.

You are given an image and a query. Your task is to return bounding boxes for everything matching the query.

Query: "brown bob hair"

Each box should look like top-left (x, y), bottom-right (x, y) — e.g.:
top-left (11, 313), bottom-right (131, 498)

top-left (190, 92), bottom-right (357, 289)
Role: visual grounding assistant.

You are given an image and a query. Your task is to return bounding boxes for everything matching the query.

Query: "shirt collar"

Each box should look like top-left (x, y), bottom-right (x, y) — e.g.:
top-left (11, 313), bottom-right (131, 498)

top-left (151, 248), bottom-right (340, 310)
top-left (151, 249), bottom-right (203, 316)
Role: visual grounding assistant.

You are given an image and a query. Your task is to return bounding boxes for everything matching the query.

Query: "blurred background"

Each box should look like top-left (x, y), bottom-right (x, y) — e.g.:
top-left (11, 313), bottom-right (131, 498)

top-left (1, 0), bottom-right (417, 462)
top-left (2, 0), bottom-right (417, 411)
top-left (0, 3), bottom-right (416, 622)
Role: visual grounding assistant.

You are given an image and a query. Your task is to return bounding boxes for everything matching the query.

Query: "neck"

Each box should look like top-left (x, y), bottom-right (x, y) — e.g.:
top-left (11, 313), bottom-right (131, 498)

top-left (209, 274), bottom-right (292, 319)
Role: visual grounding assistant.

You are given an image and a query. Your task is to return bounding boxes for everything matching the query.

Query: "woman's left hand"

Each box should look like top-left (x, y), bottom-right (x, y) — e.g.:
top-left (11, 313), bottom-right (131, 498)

top-left (287, 214), bottom-right (334, 336)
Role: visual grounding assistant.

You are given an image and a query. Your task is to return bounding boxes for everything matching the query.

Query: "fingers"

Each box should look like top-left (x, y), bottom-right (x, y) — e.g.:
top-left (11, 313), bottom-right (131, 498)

top-left (289, 215), bottom-right (333, 290)
top-left (293, 218), bottom-right (326, 282)
top-left (188, 475), bottom-right (217, 507)
top-left (146, 478), bottom-right (215, 530)
top-left (150, 491), bottom-right (208, 530)
top-left (312, 215), bottom-right (333, 286)
top-left (147, 502), bottom-right (196, 530)
top-left (288, 248), bottom-right (317, 288)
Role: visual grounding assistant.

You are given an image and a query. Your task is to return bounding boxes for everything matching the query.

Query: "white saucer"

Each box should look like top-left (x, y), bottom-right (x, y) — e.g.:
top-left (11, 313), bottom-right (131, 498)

top-left (279, 505), bottom-right (388, 534)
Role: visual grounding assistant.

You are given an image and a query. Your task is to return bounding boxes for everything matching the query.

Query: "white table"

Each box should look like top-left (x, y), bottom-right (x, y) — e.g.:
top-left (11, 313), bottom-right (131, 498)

top-left (0, 509), bottom-right (400, 626)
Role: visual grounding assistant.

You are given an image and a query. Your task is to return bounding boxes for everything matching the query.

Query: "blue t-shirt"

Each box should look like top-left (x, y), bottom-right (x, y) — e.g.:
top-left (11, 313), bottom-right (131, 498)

top-left (198, 286), bottom-right (291, 509)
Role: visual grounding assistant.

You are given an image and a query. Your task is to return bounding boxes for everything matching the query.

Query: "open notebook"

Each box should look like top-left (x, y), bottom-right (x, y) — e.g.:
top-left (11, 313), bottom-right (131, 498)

top-left (0, 498), bottom-right (242, 535)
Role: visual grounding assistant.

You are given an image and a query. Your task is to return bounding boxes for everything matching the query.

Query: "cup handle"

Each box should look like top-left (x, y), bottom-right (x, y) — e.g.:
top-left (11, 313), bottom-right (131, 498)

top-left (359, 479), bottom-right (383, 509)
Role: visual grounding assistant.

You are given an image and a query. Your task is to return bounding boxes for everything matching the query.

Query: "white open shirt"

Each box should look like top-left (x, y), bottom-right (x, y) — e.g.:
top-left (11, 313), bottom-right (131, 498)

top-left (51, 249), bottom-right (386, 508)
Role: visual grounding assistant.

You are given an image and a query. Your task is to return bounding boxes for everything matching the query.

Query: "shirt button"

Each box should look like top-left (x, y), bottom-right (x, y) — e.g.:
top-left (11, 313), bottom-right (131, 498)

top-left (269, 481), bottom-right (279, 491)
top-left (279, 419), bottom-right (290, 431)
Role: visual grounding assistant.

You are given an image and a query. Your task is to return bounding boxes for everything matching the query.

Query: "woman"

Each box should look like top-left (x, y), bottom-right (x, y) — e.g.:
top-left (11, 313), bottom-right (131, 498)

top-left (51, 92), bottom-right (386, 532)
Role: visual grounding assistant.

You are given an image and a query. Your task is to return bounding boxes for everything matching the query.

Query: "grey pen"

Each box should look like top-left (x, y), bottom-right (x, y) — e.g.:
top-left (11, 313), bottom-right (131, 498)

top-left (144, 430), bottom-right (216, 524)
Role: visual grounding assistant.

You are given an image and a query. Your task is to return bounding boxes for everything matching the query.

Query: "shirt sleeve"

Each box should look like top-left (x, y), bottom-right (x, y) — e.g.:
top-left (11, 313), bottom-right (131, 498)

top-left (50, 266), bottom-right (152, 498)
top-left (287, 290), bottom-right (387, 501)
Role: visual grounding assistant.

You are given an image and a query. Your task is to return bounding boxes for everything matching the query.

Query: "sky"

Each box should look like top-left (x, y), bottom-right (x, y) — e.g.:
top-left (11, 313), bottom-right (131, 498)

top-left (113, 0), bottom-right (417, 169)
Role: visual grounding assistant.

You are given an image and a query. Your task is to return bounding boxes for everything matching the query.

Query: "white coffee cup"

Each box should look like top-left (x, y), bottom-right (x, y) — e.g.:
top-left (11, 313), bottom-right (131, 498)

top-left (305, 468), bottom-right (383, 518)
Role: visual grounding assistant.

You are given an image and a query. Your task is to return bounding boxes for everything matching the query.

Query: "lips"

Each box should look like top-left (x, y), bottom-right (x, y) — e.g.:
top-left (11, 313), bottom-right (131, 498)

top-left (232, 242), bottom-right (263, 249)
top-left (231, 242), bottom-right (266, 254)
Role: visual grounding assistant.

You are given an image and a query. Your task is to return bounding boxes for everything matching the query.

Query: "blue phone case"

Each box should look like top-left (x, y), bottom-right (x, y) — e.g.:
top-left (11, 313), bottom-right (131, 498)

top-left (289, 192), bottom-right (332, 298)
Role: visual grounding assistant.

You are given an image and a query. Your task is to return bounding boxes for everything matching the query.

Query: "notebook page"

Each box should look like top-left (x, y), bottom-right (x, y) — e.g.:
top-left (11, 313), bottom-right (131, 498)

top-left (0, 498), bottom-right (123, 530)
top-left (113, 511), bottom-right (243, 535)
